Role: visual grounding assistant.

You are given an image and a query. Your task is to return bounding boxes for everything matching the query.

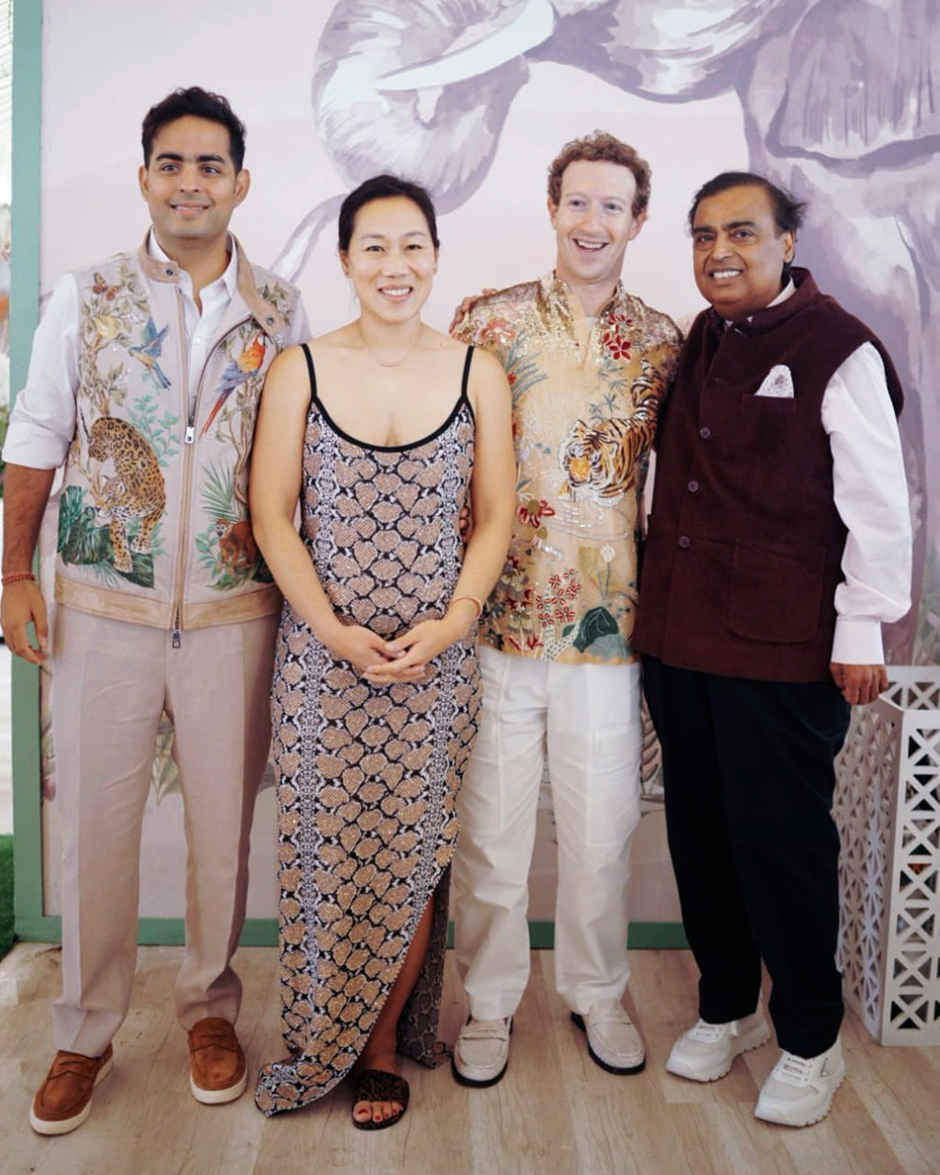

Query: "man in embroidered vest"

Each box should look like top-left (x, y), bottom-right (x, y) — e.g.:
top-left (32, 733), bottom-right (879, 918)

top-left (1, 87), bottom-right (307, 1134)
top-left (448, 132), bottom-right (681, 1086)
top-left (633, 172), bottom-right (911, 1127)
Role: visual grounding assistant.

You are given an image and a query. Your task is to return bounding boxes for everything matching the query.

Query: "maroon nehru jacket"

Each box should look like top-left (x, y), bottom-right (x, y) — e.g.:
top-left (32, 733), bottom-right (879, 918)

top-left (632, 268), bottom-right (903, 682)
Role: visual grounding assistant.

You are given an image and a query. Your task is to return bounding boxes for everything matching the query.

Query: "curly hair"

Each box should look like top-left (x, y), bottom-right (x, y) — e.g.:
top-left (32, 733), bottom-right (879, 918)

top-left (547, 131), bottom-right (651, 217)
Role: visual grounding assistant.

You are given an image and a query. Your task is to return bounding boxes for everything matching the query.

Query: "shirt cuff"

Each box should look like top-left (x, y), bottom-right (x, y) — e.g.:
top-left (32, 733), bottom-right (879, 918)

top-left (830, 616), bottom-right (885, 666)
top-left (2, 426), bottom-right (69, 470)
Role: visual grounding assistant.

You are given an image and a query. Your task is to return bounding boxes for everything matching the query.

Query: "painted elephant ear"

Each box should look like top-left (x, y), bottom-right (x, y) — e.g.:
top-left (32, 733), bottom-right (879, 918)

top-left (771, 0), bottom-right (940, 163)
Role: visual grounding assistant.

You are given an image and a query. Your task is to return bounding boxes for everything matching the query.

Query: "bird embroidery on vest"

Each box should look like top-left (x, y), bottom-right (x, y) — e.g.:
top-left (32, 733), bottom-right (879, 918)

top-left (200, 331), bottom-right (267, 437)
top-left (129, 317), bottom-right (172, 390)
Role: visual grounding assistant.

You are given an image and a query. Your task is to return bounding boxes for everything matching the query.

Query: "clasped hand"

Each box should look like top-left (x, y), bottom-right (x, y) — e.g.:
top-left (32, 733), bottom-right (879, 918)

top-left (325, 616), bottom-right (466, 685)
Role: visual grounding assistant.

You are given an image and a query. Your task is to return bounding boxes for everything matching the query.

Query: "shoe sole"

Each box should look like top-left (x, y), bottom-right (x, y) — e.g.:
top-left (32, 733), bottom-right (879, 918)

top-left (570, 1013), bottom-right (646, 1076)
top-left (451, 1017), bottom-right (512, 1088)
top-left (29, 1054), bottom-right (114, 1136)
top-left (666, 1022), bottom-right (772, 1083)
top-left (754, 1065), bottom-right (846, 1127)
top-left (190, 1069), bottom-right (247, 1105)
top-left (451, 1054), bottom-right (509, 1088)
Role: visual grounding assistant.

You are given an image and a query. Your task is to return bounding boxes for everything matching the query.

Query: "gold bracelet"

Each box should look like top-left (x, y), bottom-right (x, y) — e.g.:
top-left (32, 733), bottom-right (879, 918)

top-left (451, 594), bottom-right (484, 619)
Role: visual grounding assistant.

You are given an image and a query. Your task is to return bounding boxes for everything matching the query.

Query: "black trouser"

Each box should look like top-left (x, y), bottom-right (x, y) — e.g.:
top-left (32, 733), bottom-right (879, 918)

top-left (643, 656), bottom-right (851, 1058)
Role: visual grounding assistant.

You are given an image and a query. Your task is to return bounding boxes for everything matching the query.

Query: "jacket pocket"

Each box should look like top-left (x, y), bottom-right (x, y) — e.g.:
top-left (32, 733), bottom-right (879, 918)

top-left (726, 541), bottom-right (825, 643)
top-left (740, 393), bottom-right (798, 416)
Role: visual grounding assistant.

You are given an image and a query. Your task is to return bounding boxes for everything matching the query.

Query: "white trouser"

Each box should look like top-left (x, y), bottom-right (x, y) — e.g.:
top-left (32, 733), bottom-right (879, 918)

top-left (453, 647), bottom-right (642, 1018)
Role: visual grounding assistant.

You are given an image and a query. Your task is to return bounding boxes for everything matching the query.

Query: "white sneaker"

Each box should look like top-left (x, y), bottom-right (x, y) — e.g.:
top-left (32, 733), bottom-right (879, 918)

top-left (666, 1005), bottom-right (771, 1082)
top-left (571, 999), bottom-right (646, 1075)
top-left (754, 1038), bottom-right (845, 1127)
top-left (452, 1017), bottom-right (512, 1088)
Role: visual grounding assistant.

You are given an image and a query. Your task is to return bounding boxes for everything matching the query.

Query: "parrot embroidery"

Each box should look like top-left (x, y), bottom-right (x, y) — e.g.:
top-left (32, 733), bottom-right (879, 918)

top-left (200, 331), bottom-right (267, 438)
top-left (129, 317), bottom-right (171, 390)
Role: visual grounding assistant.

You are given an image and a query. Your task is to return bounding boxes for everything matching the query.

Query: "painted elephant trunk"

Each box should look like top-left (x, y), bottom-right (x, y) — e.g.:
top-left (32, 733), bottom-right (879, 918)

top-left (274, 0), bottom-right (542, 281)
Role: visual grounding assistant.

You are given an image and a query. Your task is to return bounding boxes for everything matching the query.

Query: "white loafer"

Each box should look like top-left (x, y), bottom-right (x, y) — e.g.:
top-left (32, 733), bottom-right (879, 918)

top-left (571, 999), bottom-right (645, 1075)
top-left (452, 1017), bottom-right (512, 1088)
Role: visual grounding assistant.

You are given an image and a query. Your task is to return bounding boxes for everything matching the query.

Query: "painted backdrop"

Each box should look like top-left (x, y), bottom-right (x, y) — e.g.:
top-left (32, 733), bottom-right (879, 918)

top-left (29, 0), bottom-right (936, 931)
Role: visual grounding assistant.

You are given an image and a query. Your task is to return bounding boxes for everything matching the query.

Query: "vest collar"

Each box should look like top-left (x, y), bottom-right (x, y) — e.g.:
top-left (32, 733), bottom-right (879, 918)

top-left (705, 267), bottom-right (819, 340)
top-left (136, 232), bottom-right (288, 342)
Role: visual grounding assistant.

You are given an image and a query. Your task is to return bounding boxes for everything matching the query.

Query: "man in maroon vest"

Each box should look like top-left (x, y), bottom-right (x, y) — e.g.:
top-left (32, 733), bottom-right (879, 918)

top-left (632, 173), bottom-right (911, 1127)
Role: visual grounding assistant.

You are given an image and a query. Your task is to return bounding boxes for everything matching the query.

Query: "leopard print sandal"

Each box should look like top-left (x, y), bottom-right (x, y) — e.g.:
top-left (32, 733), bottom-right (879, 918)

top-left (350, 1069), bottom-right (411, 1131)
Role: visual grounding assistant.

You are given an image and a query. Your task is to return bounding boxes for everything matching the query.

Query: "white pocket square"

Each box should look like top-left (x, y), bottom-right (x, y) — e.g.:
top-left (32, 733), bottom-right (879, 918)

top-left (755, 365), bottom-right (794, 398)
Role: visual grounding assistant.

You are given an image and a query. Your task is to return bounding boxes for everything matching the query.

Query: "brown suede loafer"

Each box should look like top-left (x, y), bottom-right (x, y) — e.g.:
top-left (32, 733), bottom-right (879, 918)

top-left (30, 1044), bottom-right (114, 1135)
top-left (187, 1018), bottom-right (247, 1105)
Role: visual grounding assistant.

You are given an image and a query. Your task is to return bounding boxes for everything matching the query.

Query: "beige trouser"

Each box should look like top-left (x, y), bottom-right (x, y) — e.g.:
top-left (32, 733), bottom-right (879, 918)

top-left (50, 605), bottom-right (278, 1056)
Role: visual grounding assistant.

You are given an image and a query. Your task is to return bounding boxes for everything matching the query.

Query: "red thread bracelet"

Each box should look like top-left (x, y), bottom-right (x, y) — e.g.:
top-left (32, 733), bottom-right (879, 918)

top-left (2, 572), bottom-right (37, 586)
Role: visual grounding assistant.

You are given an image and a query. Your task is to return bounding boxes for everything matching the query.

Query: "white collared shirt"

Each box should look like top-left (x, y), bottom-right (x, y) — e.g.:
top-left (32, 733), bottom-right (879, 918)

top-left (745, 281), bottom-right (912, 664)
top-left (149, 230), bottom-right (238, 415)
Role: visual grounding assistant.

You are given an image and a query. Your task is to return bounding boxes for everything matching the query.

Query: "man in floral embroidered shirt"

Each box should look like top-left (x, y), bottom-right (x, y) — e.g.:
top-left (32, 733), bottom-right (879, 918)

top-left (1, 87), bottom-right (307, 1134)
top-left (450, 132), bottom-right (681, 1086)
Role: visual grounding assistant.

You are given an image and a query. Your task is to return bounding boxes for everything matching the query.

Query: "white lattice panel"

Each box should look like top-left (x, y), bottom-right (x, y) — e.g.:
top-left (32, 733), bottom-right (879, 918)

top-left (835, 668), bottom-right (940, 1045)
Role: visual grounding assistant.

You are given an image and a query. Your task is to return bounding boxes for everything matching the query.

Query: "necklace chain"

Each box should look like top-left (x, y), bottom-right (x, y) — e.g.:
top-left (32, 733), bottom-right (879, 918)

top-left (358, 323), bottom-right (423, 368)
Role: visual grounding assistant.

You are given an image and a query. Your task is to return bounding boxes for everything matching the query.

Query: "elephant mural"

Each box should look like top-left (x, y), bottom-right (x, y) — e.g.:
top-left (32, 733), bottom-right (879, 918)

top-left (275, 0), bottom-right (806, 276)
top-left (275, 0), bottom-right (937, 664)
top-left (741, 0), bottom-right (938, 664)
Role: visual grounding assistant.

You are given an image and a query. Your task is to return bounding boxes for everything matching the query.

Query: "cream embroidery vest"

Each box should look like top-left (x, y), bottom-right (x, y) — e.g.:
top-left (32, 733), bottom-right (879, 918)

top-left (55, 237), bottom-right (302, 631)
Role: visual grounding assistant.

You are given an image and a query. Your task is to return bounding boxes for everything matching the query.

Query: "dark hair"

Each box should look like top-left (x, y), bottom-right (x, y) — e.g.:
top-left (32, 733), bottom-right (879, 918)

top-left (547, 131), bottom-right (651, 218)
top-left (337, 174), bottom-right (440, 253)
top-left (688, 171), bottom-right (806, 235)
top-left (141, 87), bottom-right (247, 172)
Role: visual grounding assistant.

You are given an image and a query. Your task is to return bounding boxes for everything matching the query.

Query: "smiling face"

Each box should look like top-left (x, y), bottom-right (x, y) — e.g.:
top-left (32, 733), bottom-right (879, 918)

top-left (691, 184), bottom-right (795, 320)
top-left (138, 115), bottom-right (249, 257)
top-left (340, 195), bottom-right (438, 323)
top-left (549, 159), bottom-right (645, 312)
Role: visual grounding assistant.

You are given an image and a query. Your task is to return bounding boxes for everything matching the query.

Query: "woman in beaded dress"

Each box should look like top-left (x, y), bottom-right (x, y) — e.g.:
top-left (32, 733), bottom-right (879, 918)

top-left (248, 175), bottom-right (514, 1128)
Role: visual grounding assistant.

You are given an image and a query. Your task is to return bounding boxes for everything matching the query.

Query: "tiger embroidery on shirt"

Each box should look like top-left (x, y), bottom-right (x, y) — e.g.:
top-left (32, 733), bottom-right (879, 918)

top-left (558, 370), bottom-right (661, 505)
top-left (557, 416), bottom-right (644, 505)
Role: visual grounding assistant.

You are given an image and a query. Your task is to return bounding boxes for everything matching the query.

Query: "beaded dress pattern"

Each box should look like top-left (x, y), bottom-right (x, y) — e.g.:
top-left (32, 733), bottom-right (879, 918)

top-left (256, 345), bottom-right (480, 1115)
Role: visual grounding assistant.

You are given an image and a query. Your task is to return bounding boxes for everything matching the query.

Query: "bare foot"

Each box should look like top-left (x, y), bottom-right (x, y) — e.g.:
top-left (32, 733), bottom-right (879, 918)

top-left (352, 1052), bottom-right (406, 1126)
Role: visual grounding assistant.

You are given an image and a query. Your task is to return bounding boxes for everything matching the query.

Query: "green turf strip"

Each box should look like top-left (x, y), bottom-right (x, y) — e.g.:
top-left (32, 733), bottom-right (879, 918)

top-left (0, 835), bottom-right (14, 962)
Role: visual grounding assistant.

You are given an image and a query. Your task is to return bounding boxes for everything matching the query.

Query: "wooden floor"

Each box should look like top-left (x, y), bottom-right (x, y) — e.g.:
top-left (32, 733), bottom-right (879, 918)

top-left (1, 944), bottom-right (938, 1175)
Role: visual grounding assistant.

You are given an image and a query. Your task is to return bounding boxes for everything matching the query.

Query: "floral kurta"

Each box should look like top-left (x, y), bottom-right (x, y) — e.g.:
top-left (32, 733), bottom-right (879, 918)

top-left (454, 273), bottom-right (681, 664)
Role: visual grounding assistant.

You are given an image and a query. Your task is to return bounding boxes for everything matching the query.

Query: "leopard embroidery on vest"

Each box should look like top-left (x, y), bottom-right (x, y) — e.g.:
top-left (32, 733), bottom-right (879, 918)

top-left (85, 415), bottom-right (166, 574)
